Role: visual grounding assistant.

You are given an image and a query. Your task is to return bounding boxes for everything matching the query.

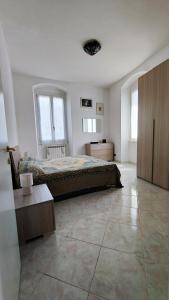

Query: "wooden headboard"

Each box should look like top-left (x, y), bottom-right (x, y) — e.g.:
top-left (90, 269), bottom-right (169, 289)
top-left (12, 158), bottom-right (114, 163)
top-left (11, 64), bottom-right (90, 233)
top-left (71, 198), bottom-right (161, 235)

top-left (9, 146), bottom-right (21, 189)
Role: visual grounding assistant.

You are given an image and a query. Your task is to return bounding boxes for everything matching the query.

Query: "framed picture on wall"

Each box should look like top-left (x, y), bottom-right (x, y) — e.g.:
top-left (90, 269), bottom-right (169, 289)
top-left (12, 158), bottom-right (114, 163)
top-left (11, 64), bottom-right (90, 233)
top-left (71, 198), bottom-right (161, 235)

top-left (96, 102), bottom-right (104, 115)
top-left (80, 98), bottom-right (93, 108)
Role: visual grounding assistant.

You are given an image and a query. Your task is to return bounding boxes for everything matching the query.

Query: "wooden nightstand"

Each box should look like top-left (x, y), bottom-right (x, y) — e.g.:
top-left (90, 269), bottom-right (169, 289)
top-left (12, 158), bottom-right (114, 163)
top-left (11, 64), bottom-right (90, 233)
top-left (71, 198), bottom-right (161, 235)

top-left (14, 184), bottom-right (56, 245)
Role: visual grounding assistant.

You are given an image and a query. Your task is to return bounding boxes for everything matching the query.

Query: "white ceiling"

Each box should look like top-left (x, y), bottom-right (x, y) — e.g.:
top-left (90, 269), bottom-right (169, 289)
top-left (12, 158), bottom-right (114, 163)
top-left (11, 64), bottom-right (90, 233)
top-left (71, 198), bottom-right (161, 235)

top-left (0, 0), bottom-right (169, 87)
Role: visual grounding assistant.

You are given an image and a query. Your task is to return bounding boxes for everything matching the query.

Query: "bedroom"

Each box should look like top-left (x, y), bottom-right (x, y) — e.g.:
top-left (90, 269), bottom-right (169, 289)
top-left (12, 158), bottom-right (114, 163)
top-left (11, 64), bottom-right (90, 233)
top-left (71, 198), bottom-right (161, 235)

top-left (0, 1), bottom-right (169, 300)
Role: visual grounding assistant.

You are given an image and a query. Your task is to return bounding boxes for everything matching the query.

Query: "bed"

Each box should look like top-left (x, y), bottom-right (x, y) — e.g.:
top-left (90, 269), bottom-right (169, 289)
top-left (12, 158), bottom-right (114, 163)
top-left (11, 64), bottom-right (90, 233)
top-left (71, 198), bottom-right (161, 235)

top-left (10, 147), bottom-right (123, 199)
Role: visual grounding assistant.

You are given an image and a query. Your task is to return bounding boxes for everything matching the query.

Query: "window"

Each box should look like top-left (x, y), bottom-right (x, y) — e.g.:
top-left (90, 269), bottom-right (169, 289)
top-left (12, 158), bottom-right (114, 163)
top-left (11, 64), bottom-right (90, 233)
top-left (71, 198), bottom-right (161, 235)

top-left (36, 93), bottom-right (66, 144)
top-left (130, 88), bottom-right (138, 140)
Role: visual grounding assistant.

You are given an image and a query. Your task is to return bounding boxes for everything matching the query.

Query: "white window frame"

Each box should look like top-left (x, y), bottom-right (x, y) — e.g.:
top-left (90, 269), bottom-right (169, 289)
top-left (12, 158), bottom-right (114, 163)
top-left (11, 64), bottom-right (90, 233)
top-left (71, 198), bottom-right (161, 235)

top-left (35, 90), bottom-right (67, 145)
top-left (130, 86), bottom-right (138, 142)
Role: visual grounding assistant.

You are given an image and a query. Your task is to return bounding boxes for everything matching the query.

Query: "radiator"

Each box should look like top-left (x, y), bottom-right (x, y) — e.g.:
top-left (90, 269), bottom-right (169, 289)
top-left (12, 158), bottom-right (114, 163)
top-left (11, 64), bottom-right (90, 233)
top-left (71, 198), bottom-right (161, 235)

top-left (46, 145), bottom-right (66, 159)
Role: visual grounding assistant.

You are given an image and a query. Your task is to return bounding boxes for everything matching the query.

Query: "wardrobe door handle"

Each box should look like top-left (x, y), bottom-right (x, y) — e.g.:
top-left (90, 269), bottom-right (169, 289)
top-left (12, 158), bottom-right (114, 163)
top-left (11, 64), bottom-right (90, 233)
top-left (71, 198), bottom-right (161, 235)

top-left (152, 119), bottom-right (155, 182)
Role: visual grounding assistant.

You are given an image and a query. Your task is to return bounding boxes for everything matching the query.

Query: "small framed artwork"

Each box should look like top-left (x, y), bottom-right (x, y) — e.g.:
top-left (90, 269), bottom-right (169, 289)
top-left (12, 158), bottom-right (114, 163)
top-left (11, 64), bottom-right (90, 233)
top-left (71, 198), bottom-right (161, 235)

top-left (96, 102), bottom-right (104, 115)
top-left (80, 98), bottom-right (93, 108)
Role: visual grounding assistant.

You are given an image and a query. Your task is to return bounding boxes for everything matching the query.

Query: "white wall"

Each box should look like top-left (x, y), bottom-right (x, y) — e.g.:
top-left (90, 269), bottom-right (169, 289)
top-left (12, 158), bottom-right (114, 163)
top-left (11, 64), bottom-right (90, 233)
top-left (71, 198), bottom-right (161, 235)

top-left (68, 83), bottom-right (109, 155)
top-left (13, 72), bottom-right (109, 158)
top-left (108, 82), bottom-right (121, 161)
top-left (0, 26), bottom-right (18, 145)
top-left (109, 43), bottom-right (169, 162)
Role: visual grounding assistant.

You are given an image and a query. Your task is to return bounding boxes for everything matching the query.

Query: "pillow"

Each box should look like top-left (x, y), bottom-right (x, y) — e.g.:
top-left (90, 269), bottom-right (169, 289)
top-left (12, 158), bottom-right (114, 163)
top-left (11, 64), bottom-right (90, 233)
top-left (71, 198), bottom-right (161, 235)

top-left (19, 160), bottom-right (44, 177)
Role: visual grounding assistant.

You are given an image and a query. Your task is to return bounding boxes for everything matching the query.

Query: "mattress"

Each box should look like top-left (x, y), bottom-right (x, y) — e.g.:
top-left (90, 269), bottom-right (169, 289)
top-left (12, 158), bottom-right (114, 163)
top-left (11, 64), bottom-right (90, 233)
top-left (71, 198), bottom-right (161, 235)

top-left (18, 155), bottom-right (122, 199)
top-left (19, 155), bottom-right (115, 176)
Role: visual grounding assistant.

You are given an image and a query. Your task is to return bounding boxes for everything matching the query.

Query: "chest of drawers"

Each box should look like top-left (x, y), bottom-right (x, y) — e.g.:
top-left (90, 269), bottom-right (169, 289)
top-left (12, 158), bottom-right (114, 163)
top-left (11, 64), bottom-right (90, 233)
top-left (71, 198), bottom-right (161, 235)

top-left (86, 143), bottom-right (114, 161)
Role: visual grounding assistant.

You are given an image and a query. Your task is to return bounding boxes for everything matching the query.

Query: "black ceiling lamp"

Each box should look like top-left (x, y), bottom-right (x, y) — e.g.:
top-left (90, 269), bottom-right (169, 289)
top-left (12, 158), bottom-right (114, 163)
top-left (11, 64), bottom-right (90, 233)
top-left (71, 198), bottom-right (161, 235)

top-left (83, 39), bottom-right (101, 56)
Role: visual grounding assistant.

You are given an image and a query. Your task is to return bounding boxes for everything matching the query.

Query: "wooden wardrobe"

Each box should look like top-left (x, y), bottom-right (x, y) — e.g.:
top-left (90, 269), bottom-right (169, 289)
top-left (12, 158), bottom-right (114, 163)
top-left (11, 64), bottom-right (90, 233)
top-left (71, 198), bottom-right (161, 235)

top-left (137, 59), bottom-right (169, 190)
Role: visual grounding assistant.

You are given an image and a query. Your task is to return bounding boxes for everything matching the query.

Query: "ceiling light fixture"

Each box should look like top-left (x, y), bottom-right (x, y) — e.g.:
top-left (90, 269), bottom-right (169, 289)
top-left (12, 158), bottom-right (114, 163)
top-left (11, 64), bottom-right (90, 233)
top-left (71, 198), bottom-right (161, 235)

top-left (83, 39), bottom-right (101, 56)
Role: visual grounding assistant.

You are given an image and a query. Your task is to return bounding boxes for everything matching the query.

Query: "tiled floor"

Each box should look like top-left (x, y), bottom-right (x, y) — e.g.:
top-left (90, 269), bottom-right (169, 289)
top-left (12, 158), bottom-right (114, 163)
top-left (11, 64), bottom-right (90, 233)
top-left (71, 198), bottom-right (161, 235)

top-left (19, 164), bottom-right (169, 300)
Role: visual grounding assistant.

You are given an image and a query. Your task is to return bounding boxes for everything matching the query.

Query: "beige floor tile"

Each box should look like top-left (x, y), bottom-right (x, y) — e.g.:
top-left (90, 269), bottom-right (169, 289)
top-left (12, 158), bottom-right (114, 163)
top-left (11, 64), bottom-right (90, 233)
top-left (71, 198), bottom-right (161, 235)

top-left (138, 193), bottom-right (169, 213)
top-left (113, 185), bottom-right (138, 197)
top-left (88, 294), bottom-right (105, 300)
top-left (114, 194), bottom-right (138, 208)
top-left (139, 210), bottom-right (169, 238)
top-left (78, 195), bottom-right (115, 218)
top-left (19, 164), bottom-right (169, 299)
top-left (91, 248), bottom-right (148, 300)
top-left (145, 263), bottom-right (169, 300)
top-left (103, 222), bottom-right (143, 255)
top-left (70, 213), bottom-right (108, 245)
top-left (19, 292), bottom-right (30, 300)
top-left (31, 275), bottom-right (88, 300)
top-left (19, 265), bottom-right (42, 299)
top-left (21, 233), bottom-right (66, 273)
top-left (109, 205), bottom-right (139, 226)
top-left (142, 232), bottom-right (169, 264)
top-left (44, 236), bottom-right (100, 290)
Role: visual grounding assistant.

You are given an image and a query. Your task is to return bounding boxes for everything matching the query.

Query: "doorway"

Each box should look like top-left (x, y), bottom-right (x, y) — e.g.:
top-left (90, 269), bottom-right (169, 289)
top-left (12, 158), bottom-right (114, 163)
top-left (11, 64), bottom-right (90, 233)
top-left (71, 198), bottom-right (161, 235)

top-left (0, 75), bottom-right (20, 300)
top-left (121, 72), bottom-right (145, 164)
